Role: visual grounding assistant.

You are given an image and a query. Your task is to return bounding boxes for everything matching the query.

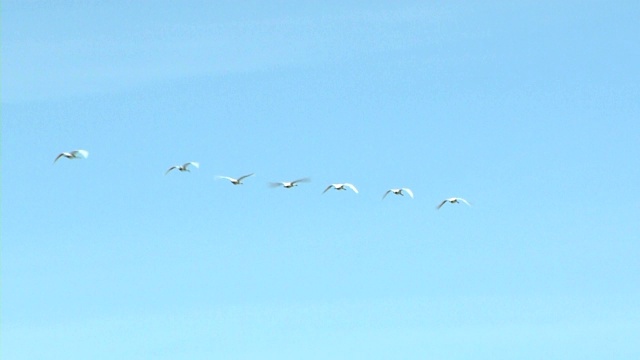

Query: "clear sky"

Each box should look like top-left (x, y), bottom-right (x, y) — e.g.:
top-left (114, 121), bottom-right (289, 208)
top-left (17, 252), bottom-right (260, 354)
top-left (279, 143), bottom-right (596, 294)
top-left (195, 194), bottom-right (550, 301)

top-left (2, 1), bottom-right (639, 358)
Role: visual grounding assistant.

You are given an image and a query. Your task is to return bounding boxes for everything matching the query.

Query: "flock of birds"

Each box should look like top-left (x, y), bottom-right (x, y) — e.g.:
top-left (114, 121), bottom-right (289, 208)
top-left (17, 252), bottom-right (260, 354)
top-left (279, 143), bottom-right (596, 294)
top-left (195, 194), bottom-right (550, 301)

top-left (54, 149), bottom-right (472, 209)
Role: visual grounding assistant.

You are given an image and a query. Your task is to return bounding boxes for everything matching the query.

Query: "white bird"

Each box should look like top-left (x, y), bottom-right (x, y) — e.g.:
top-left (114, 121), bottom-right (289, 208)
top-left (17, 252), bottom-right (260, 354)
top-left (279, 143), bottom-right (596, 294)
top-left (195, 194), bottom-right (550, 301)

top-left (216, 173), bottom-right (254, 185)
top-left (54, 149), bottom-right (89, 163)
top-left (437, 197), bottom-right (471, 209)
top-left (165, 162), bottom-right (199, 175)
top-left (269, 178), bottom-right (310, 188)
top-left (382, 188), bottom-right (414, 200)
top-left (322, 183), bottom-right (359, 194)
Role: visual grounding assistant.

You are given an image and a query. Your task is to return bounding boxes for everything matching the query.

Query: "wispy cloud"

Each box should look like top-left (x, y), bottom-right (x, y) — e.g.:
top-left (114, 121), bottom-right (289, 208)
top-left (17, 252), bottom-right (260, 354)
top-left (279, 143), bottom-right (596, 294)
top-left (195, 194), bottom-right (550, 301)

top-left (3, 4), bottom-right (450, 102)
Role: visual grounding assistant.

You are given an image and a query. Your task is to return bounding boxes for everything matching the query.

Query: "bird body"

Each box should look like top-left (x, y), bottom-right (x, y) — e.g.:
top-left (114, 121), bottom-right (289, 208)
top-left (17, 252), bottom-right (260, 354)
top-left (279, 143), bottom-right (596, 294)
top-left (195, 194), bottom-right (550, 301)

top-left (54, 149), bottom-right (89, 163)
top-left (165, 162), bottom-right (199, 175)
top-left (383, 188), bottom-right (414, 200)
top-left (270, 178), bottom-right (310, 188)
top-left (437, 197), bottom-right (471, 209)
top-left (323, 183), bottom-right (359, 194)
top-left (217, 173), bottom-right (254, 185)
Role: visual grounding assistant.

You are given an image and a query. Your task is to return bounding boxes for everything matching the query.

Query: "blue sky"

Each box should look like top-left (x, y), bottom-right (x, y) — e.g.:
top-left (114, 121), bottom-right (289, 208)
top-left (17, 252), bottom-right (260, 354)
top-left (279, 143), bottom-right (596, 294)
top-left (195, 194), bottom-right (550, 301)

top-left (2, 1), bottom-right (639, 358)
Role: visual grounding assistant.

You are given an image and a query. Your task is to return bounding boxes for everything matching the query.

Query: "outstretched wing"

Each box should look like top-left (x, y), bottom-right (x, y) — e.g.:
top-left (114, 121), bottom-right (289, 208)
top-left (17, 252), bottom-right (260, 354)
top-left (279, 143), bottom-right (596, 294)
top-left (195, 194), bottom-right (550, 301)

top-left (344, 183), bottom-right (359, 193)
top-left (269, 182), bottom-right (284, 188)
top-left (436, 200), bottom-right (447, 209)
top-left (53, 153), bottom-right (67, 163)
top-left (216, 176), bottom-right (236, 182)
top-left (292, 177), bottom-right (311, 185)
top-left (184, 162), bottom-right (199, 169)
top-left (382, 190), bottom-right (392, 200)
top-left (322, 185), bottom-right (333, 194)
top-left (165, 166), bottom-right (178, 175)
top-left (458, 198), bottom-right (471, 206)
top-left (403, 188), bottom-right (414, 198)
top-left (237, 173), bottom-right (254, 182)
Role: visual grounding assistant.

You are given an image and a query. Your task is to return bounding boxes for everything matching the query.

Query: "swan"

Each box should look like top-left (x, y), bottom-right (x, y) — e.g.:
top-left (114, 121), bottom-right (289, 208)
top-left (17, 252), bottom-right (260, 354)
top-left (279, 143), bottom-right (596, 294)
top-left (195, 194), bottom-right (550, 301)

top-left (322, 183), bottom-right (359, 194)
top-left (165, 162), bottom-right (199, 175)
top-left (216, 173), bottom-right (254, 185)
top-left (269, 178), bottom-right (310, 188)
top-left (437, 197), bottom-right (471, 209)
top-left (54, 149), bottom-right (89, 163)
top-left (382, 188), bottom-right (414, 200)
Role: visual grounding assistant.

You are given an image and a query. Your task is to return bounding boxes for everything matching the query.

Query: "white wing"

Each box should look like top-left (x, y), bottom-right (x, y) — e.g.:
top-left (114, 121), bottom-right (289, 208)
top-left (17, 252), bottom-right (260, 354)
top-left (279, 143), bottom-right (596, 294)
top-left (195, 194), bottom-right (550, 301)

top-left (344, 183), bottom-right (359, 193)
top-left (382, 190), bottom-right (392, 200)
top-left (436, 200), bottom-right (447, 209)
top-left (216, 176), bottom-right (237, 182)
top-left (458, 198), bottom-right (471, 206)
top-left (402, 188), bottom-right (414, 198)
top-left (185, 162), bottom-right (199, 169)
top-left (322, 185), bottom-right (334, 194)
top-left (72, 150), bottom-right (89, 158)
top-left (269, 182), bottom-right (284, 188)
top-left (292, 177), bottom-right (310, 184)
top-left (237, 173), bottom-right (254, 182)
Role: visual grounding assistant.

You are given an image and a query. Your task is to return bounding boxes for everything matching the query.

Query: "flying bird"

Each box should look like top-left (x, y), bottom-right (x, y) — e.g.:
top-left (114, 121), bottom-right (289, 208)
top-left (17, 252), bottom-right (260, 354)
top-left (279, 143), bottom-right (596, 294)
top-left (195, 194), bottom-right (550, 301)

top-left (382, 188), bottom-right (414, 200)
top-left (269, 178), bottom-right (310, 188)
top-left (165, 162), bottom-right (199, 175)
top-left (216, 173), bottom-right (254, 185)
top-left (54, 149), bottom-right (89, 163)
top-left (322, 183), bottom-right (359, 194)
top-left (437, 197), bottom-right (471, 209)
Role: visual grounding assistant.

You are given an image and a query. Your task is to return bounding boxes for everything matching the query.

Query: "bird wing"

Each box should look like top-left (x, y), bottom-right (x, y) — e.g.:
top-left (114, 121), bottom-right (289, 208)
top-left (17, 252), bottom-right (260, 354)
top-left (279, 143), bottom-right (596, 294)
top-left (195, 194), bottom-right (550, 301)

top-left (403, 188), bottom-right (414, 198)
top-left (344, 183), bottom-right (359, 193)
top-left (268, 182), bottom-right (284, 188)
top-left (72, 150), bottom-right (89, 158)
top-left (436, 200), bottom-right (447, 209)
top-left (292, 177), bottom-right (310, 184)
top-left (165, 166), bottom-right (178, 175)
top-left (382, 190), bottom-right (391, 200)
top-left (185, 162), bottom-right (199, 169)
top-left (237, 173), bottom-right (254, 182)
top-left (216, 176), bottom-right (236, 182)
top-left (322, 185), bottom-right (333, 194)
top-left (53, 153), bottom-right (67, 163)
top-left (458, 198), bottom-right (472, 206)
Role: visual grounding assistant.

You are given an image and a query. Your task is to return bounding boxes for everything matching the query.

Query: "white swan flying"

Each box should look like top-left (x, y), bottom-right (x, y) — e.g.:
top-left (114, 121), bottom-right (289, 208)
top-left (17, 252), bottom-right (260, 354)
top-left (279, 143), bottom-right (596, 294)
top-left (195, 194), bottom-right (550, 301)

top-left (165, 162), bottom-right (199, 175)
top-left (216, 173), bottom-right (254, 185)
top-left (270, 178), bottom-right (310, 188)
top-left (323, 183), bottom-right (359, 194)
top-left (382, 188), bottom-right (414, 200)
top-left (437, 197), bottom-right (471, 209)
top-left (54, 149), bottom-right (89, 163)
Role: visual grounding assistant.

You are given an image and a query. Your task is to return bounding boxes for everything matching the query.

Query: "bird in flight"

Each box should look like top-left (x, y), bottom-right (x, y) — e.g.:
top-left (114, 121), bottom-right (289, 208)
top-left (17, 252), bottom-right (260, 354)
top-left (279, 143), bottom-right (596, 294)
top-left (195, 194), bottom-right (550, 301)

top-left (323, 183), bottom-right (359, 194)
top-left (54, 149), bottom-right (89, 163)
top-left (269, 178), bottom-right (310, 188)
top-left (437, 197), bottom-right (471, 209)
top-left (216, 173), bottom-right (254, 185)
top-left (165, 162), bottom-right (199, 175)
top-left (382, 188), bottom-right (414, 200)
